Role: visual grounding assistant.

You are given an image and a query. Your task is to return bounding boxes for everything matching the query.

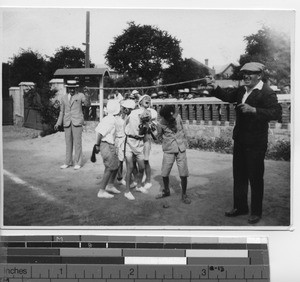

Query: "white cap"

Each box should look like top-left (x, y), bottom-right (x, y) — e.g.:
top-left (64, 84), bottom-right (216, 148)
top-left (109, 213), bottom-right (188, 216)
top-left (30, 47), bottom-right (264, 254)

top-left (121, 99), bottom-right (136, 109)
top-left (106, 100), bottom-right (120, 115)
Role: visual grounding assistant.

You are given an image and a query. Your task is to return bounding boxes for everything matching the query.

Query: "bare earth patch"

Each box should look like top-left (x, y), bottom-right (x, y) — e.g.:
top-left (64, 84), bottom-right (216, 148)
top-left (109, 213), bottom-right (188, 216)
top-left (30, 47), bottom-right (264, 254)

top-left (2, 125), bottom-right (290, 227)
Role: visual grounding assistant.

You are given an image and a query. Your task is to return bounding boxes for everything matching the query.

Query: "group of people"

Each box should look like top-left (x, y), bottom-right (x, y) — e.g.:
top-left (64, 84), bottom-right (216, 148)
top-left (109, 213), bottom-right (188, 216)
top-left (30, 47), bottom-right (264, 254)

top-left (55, 61), bottom-right (282, 224)
top-left (94, 90), bottom-right (191, 203)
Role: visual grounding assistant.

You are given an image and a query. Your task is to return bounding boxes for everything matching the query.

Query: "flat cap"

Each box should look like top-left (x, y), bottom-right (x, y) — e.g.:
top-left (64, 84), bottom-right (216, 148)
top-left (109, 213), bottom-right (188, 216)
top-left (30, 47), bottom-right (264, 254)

top-left (240, 62), bottom-right (265, 72)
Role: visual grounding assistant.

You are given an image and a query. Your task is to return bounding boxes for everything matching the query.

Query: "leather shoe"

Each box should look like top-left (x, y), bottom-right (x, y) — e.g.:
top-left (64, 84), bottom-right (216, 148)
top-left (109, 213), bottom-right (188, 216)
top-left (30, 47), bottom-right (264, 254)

top-left (248, 215), bottom-right (261, 224)
top-left (225, 208), bottom-right (248, 217)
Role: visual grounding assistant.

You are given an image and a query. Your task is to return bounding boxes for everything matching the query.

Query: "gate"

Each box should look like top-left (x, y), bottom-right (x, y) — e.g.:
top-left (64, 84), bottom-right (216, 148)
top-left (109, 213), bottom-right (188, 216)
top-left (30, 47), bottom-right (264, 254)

top-left (23, 97), bottom-right (43, 130)
top-left (2, 97), bottom-right (14, 125)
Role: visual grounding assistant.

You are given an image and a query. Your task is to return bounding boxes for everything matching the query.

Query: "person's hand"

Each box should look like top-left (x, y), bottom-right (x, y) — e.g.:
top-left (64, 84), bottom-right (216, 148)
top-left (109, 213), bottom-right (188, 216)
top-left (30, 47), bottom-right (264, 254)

top-left (205, 75), bottom-right (217, 89)
top-left (236, 103), bottom-right (256, 114)
top-left (95, 145), bottom-right (100, 154)
top-left (54, 124), bottom-right (59, 131)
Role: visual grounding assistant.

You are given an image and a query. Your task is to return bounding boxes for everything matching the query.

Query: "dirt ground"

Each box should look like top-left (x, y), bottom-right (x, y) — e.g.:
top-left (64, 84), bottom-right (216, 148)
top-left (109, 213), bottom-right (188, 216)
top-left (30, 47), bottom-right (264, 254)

top-left (2, 125), bottom-right (291, 227)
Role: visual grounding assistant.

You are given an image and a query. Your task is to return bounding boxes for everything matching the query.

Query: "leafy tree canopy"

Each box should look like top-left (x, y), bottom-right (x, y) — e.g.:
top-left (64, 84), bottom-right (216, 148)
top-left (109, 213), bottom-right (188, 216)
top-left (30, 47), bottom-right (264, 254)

top-left (47, 46), bottom-right (95, 78)
top-left (105, 22), bottom-right (183, 85)
top-left (162, 58), bottom-right (210, 92)
top-left (9, 49), bottom-right (47, 88)
top-left (232, 26), bottom-right (290, 87)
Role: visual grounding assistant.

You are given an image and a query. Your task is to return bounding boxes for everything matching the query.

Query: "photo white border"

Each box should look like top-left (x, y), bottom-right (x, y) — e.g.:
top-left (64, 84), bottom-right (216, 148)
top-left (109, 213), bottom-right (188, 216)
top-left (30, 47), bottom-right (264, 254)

top-left (0, 0), bottom-right (299, 281)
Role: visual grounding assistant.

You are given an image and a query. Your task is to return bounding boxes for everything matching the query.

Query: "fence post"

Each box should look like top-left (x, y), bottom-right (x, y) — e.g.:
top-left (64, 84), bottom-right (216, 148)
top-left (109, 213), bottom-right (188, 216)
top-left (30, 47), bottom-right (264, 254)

top-left (211, 104), bottom-right (219, 125)
top-left (49, 78), bottom-right (65, 102)
top-left (181, 104), bottom-right (188, 122)
top-left (220, 104), bottom-right (227, 126)
top-left (281, 103), bottom-right (290, 129)
top-left (229, 104), bottom-right (236, 126)
top-left (204, 104), bottom-right (211, 125)
top-left (188, 104), bottom-right (196, 123)
top-left (196, 104), bottom-right (203, 125)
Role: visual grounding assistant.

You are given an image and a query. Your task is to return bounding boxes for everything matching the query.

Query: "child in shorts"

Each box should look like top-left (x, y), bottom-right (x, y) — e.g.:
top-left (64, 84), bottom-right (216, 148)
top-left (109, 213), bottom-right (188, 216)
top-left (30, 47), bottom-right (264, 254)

top-left (138, 95), bottom-right (158, 190)
top-left (94, 100), bottom-right (121, 199)
top-left (115, 99), bottom-right (136, 186)
top-left (156, 104), bottom-right (191, 204)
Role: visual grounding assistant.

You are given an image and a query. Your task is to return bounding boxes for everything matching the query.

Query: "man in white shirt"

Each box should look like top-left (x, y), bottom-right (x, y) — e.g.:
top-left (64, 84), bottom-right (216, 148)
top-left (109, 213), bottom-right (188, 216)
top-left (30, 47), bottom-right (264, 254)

top-left (209, 62), bottom-right (282, 224)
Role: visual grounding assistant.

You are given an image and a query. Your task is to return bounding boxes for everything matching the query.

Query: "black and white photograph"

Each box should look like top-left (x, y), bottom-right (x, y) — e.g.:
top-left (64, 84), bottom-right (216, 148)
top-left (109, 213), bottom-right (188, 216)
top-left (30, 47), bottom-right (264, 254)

top-left (1, 7), bottom-right (294, 227)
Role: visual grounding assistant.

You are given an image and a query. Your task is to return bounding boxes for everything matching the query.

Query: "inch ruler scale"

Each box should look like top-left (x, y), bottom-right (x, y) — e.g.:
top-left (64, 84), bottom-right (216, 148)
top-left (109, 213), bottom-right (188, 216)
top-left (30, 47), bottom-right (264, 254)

top-left (0, 236), bottom-right (270, 282)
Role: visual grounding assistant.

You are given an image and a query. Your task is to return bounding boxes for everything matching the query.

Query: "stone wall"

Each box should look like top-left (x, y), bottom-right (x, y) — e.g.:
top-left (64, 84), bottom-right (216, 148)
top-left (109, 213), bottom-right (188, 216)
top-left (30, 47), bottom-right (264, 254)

top-left (183, 122), bottom-right (290, 142)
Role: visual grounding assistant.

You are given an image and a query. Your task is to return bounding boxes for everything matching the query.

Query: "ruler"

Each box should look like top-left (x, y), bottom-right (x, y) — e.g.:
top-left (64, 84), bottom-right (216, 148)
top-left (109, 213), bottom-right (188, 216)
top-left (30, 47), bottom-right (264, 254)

top-left (0, 236), bottom-right (269, 281)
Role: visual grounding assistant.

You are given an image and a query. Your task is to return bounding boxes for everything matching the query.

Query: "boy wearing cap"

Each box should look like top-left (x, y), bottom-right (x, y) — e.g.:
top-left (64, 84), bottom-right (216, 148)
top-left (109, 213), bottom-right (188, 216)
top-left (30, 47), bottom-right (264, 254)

top-left (55, 80), bottom-right (91, 170)
top-left (123, 93), bottom-right (157, 200)
top-left (115, 99), bottom-right (136, 186)
top-left (209, 62), bottom-right (282, 224)
top-left (138, 94), bottom-right (158, 190)
top-left (94, 100), bottom-right (122, 199)
top-left (156, 104), bottom-right (191, 204)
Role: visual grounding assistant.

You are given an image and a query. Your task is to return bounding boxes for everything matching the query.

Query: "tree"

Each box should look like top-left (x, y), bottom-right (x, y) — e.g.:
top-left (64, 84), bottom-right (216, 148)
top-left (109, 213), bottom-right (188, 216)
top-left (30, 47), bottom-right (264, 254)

top-left (46, 46), bottom-right (95, 79)
top-left (105, 22), bottom-right (183, 85)
top-left (162, 58), bottom-right (210, 92)
top-left (231, 26), bottom-right (291, 86)
top-left (9, 49), bottom-right (47, 88)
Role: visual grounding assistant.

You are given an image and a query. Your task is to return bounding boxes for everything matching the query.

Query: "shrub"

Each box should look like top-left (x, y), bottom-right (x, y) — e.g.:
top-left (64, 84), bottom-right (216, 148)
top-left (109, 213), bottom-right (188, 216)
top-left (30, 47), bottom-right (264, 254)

top-left (186, 136), bottom-right (290, 161)
top-left (266, 139), bottom-right (290, 161)
top-left (24, 86), bottom-right (59, 136)
top-left (214, 137), bottom-right (233, 154)
top-left (187, 136), bottom-right (232, 153)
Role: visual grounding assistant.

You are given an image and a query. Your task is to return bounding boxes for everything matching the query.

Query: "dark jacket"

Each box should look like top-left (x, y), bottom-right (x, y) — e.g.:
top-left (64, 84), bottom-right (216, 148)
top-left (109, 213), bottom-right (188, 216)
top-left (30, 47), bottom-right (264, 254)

top-left (211, 83), bottom-right (282, 146)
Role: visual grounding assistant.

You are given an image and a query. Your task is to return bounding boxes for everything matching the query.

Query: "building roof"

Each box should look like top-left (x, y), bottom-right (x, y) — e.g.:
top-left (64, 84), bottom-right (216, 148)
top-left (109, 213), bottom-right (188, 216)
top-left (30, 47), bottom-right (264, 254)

top-left (189, 58), bottom-right (215, 75)
top-left (214, 63), bottom-right (236, 75)
top-left (54, 68), bottom-right (110, 77)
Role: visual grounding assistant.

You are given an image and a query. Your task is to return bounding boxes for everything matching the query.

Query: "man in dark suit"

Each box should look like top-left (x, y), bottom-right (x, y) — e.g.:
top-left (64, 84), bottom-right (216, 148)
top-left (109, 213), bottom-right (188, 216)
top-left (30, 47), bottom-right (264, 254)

top-left (209, 62), bottom-right (282, 224)
top-left (54, 80), bottom-right (91, 170)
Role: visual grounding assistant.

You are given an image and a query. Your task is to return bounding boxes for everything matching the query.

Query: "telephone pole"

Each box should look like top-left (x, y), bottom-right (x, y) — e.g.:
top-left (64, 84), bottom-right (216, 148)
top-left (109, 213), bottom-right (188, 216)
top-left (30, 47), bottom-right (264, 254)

top-left (84, 11), bottom-right (90, 68)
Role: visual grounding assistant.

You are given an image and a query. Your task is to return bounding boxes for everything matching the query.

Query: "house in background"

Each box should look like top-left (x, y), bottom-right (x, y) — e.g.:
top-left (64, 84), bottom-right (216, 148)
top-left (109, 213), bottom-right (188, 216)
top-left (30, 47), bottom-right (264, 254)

top-left (190, 58), bottom-right (240, 89)
top-left (214, 63), bottom-right (236, 80)
top-left (189, 58), bottom-right (216, 77)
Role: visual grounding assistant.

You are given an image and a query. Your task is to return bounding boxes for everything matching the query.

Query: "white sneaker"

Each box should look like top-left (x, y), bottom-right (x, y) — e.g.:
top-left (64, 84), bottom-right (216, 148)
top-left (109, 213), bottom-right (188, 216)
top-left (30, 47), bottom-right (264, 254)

top-left (60, 164), bottom-right (70, 169)
top-left (144, 182), bottom-right (152, 189)
top-left (130, 181), bottom-right (137, 188)
top-left (117, 179), bottom-right (126, 186)
top-left (74, 165), bottom-right (81, 170)
top-left (105, 186), bottom-right (121, 194)
top-left (97, 190), bottom-right (114, 199)
top-left (124, 192), bottom-right (135, 200)
top-left (135, 186), bottom-right (148, 194)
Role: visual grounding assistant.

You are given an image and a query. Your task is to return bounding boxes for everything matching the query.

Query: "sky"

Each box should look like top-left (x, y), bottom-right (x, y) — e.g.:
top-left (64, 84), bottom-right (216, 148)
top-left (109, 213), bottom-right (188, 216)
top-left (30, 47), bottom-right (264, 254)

top-left (0, 7), bottom-right (295, 69)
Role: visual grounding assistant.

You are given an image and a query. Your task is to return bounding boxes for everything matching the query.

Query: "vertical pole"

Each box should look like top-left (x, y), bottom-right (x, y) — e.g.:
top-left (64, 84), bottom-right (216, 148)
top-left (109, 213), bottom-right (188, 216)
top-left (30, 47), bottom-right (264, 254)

top-left (85, 11), bottom-right (90, 68)
top-left (99, 76), bottom-right (104, 121)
